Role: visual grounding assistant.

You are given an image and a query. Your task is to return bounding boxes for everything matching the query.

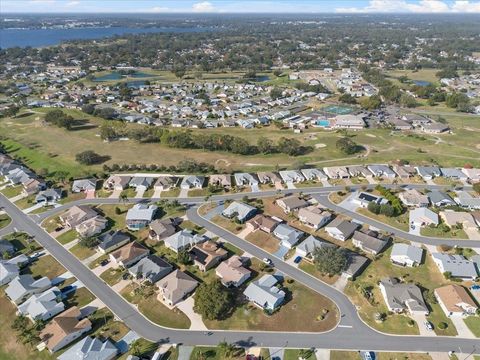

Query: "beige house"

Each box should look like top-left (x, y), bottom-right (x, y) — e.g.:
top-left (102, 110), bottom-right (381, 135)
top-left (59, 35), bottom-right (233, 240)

top-left (399, 189), bottom-right (429, 207)
top-left (189, 241), bottom-right (228, 272)
top-left (103, 175), bottom-right (131, 191)
top-left (257, 172), bottom-right (282, 185)
top-left (275, 195), bottom-right (308, 213)
top-left (157, 270), bottom-right (198, 307)
top-left (439, 211), bottom-right (478, 229)
top-left (435, 284), bottom-right (478, 317)
top-left (154, 176), bottom-right (178, 191)
top-left (40, 306), bottom-right (92, 353)
top-left (246, 214), bottom-right (280, 233)
top-left (216, 256), bottom-right (251, 287)
top-left (298, 205), bottom-right (332, 230)
top-left (109, 242), bottom-right (149, 268)
top-left (60, 205), bottom-right (98, 228)
top-left (209, 174), bottom-right (232, 188)
top-left (75, 216), bottom-right (108, 238)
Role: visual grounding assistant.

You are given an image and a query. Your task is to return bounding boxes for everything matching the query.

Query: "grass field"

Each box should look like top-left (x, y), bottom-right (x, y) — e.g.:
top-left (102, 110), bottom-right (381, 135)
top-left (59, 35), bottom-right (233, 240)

top-left (25, 254), bottom-right (66, 279)
top-left (464, 316), bottom-right (480, 337)
top-left (56, 229), bottom-right (78, 244)
top-left (0, 214), bottom-right (11, 229)
top-left (2, 106), bottom-right (480, 180)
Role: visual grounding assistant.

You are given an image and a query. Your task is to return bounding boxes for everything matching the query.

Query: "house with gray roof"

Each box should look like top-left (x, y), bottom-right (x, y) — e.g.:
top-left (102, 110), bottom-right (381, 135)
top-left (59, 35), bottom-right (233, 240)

top-left (352, 230), bottom-right (389, 255)
top-left (35, 188), bottom-right (62, 204)
top-left (222, 201), bottom-right (257, 223)
top-left (71, 178), bottom-right (97, 193)
top-left (325, 218), bottom-right (359, 241)
top-left (347, 165), bottom-right (373, 178)
top-left (441, 168), bottom-right (468, 181)
top-left (57, 336), bottom-right (118, 360)
top-left (104, 175), bottom-right (131, 191)
top-left (129, 176), bottom-right (154, 190)
top-left (273, 223), bottom-right (304, 248)
top-left (415, 166), bottom-right (441, 180)
top-left (128, 255), bottom-right (172, 284)
top-left (454, 191), bottom-right (480, 210)
top-left (432, 253), bottom-right (478, 280)
top-left (0, 261), bottom-right (20, 286)
top-left (164, 229), bottom-right (207, 253)
top-left (352, 192), bottom-right (388, 208)
top-left (300, 168), bottom-right (328, 181)
top-left (149, 218), bottom-right (178, 242)
top-left (97, 230), bottom-right (131, 254)
top-left (243, 274), bottom-right (285, 311)
top-left (428, 190), bottom-right (455, 207)
top-left (180, 175), bottom-right (205, 190)
top-left (5, 275), bottom-right (51, 305)
top-left (379, 277), bottom-right (428, 315)
top-left (343, 252), bottom-right (369, 279)
top-left (256, 172), bottom-right (282, 184)
top-left (278, 170), bottom-right (305, 183)
top-left (154, 176), bottom-right (178, 191)
top-left (126, 204), bottom-right (157, 231)
top-left (390, 243), bottom-right (424, 267)
top-left (367, 164), bottom-right (396, 179)
top-left (234, 173), bottom-right (259, 187)
top-left (296, 235), bottom-right (334, 258)
top-left (409, 207), bottom-right (439, 227)
top-left (17, 286), bottom-right (65, 321)
top-left (275, 195), bottom-right (308, 213)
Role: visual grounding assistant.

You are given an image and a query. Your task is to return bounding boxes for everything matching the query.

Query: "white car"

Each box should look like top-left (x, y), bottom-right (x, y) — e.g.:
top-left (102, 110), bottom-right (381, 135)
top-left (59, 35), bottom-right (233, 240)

top-left (262, 258), bottom-right (273, 266)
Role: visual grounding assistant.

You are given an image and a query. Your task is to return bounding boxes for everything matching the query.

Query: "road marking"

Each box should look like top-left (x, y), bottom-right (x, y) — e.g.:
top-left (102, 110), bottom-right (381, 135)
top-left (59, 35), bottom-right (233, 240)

top-left (338, 325), bottom-right (353, 328)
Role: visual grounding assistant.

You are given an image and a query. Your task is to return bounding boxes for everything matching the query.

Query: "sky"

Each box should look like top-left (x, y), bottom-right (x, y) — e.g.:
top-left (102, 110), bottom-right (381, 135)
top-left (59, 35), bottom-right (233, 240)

top-left (2, 0), bottom-right (480, 14)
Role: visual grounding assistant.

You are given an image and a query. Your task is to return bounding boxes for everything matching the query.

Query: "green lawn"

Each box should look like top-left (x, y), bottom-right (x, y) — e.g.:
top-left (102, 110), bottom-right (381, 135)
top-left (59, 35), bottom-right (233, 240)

top-left (283, 349), bottom-right (315, 360)
top-left (121, 284), bottom-right (191, 329)
top-left (464, 316), bottom-right (480, 337)
top-left (161, 188), bottom-right (181, 198)
top-left (70, 243), bottom-right (96, 260)
top-left (13, 195), bottom-right (36, 210)
top-left (89, 308), bottom-right (130, 342)
top-left (211, 215), bottom-right (245, 234)
top-left (0, 185), bottom-right (23, 198)
top-left (56, 229), bottom-right (78, 244)
top-left (357, 208), bottom-right (410, 232)
top-left (64, 287), bottom-right (96, 308)
top-left (0, 213), bottom-right (11, 229)
top-left (420, 225), bottom-right (468, 239)
top-left (117, 339), bottom-right (158, 360)
top-left (189, 346), bottom-right (245, 360)
top-left (426, 303), bottom-right (457, 336)
top-left (99, 267), bottom-right (126, 286)
top-left (2, 232), bottom-right (42, 255)
top-left (26, 254), bottom-right (66, 280)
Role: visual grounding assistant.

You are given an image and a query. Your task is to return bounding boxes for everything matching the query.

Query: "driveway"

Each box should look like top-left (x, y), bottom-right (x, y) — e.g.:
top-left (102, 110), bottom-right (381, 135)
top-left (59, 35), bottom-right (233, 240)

top-left (109, 189), bottom-right (122, 199)
top-left (332, 275), bottom-right (348, 292)
top-left (134, 188), bottom-right (145, 198)
top-left (152, 188), bottom-right (163, 198)
top-left (176, 296), bottom-right (207, 330)
top-left (236, 226), bottom-right (253, 239)
top-left (464, 227), bottom-right (480, 240)
top-left (450, 316), bottom-right (476, 338)
top-left (92, 261), bottom-right (115, 276)
top-left (177, 346), bottom-right (194, 360)
top-left (268, 347), bottom-right (284, 360)
top-left (286, 181), bottom-right (296, 189)
top-left (179, 188), bottom-right (189, 198)
top-left (251, 184), bottom-right (260, 192)
top-left (411, 313), bottom-right (435, 336)
top-left (23, 203), bottom-right (45, 214)
top-left (339, 192), bottom-right (360, 212)
top-left (315, 349), bottom-right (331, 360)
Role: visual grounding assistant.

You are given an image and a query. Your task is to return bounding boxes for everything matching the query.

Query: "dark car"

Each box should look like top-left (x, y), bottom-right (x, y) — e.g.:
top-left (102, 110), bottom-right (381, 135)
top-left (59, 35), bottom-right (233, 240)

top-left (100, 259), bottom-right (110, 266)
top-left (294, 256), bottom-right (302, 264)
top-left (62, 285), bottom-right (76, 293)
top-left (122, 272), bottom-right (130, 280)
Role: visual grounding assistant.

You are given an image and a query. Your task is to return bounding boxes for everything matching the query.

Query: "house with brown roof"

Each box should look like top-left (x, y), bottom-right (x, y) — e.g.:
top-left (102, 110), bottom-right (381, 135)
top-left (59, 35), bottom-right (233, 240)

top-left (352, 230), bottom-right (389, 255)
top-left (60, 205), bottom-right (98, 228)
top-left (275, 195), bottom-right (308, 213)
top-left (209, 174), bottom-right (232, 188)
top-left (257, 172), bottom-right (282, 185)
top-left (103, 175), bottom-right (131, 191)
top-left (157, 270), bottom-right (199, 307)
top-left (189, 241), bottom-right (228, 272)
top-left (246, 214), bottom-right (280, 233)
top-left (216, 255), bottom-right (251, 287)
top-left (435, 284), bottom-right (478, 317)
top-left (298, 205), bottom-right (332, 230)
top-left (40, 306), bottom-right (92, 353)
top-left (154, 176), bottom-right (178, 191)
top-left (149, 218), bottom-right (178, 242)
top-left (399, 189), bottom-right (430, 207)
top-left (109, 242), bottom-right (149, 268)
top-left (75, 216), bottom-right (108, 238)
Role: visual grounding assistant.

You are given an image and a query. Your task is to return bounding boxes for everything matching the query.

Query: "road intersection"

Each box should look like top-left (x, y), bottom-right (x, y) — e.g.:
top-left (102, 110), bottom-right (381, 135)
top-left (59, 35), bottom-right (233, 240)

top-left (1, 181), bottom-right (479, 354)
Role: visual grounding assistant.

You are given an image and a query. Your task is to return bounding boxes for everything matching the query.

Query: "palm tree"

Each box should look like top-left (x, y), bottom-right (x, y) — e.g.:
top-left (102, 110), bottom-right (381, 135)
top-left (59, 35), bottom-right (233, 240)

top-left (130, 339), bottom-right (142, 356)
top-left (119, 192), bottom-right (128, 204)
top-left (218, 340), bottom-right (236, 359)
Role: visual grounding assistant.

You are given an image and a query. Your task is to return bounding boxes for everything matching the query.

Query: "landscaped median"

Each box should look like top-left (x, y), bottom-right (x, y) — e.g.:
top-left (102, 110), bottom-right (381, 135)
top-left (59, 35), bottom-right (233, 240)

top-left (0, 213), bottom-right (11, 229)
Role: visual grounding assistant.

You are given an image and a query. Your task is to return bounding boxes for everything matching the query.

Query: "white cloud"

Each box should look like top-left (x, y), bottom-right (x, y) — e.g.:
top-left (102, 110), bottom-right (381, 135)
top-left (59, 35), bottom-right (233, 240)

top-left (336, 0), bottom-right (480, 13)
top-left (28, 0), bottom-right (55, 4)
top-left (150, 6), bottom-right (170, 12)
top-left (65, 1), bottom-right (80, 7)
top-left (192, 1), bottom-right (215, 12)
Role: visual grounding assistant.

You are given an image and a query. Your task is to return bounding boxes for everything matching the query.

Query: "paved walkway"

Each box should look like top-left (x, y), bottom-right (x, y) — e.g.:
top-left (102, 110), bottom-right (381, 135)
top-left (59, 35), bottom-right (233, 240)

top-left (10, 193), bottom-right (28, 202)
top-left (176, 297), bottom-right (207, 330)
top-left (23, 203), bottom-right (45, 214)
top-left (81, 251), bottom-right (103, 266)
top-left (153, 188), bottom-right (163, 198)
top-left (315, 349), bottom-right (331, 360)
top-left (64, 238), bottom-right (79, 250)
top-left (177, 345), bottom-right (194, 360)
top-left (179, 188), bottom-right (189, 198)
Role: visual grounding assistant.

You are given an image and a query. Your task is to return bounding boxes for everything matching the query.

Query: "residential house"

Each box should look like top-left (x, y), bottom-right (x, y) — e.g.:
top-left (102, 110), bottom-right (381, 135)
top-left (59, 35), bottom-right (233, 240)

top-left (409, 207), bottom-right (439, 227)
top-left (415, 166), bottom-right (441, 180)
top-left (189, 241), bottom-right (228, 272)
top-left (157, 270), bottom-right (199, 307)
top-left (246, 214), bottom-right (280, 233)
top-left (126, 204), bottom-right (157, 231)
top-left (461, 168), bottom-right (480, 182)
top-left (367, 164), bottom-right (396, 179)
top-left (435, 284), bottom-right (478, 317)
top-left (300, 168), bottom-right (328, 181)
top-left (243, 274), bottom-right (285, 311)
top-left (332, 114), bottom-right (365, 130)
top-left (109, 242), bottom-right (149, 268)
top-left (35, 188), bottom-right (62, 204)
top-left (5, 275), bottom-right (51, 305)
top-left (298, 205), bottom-right (332, 230)
top-left (57, 336), bottom-right (118, 360)
top-left (347, 165), bottom-right (373, 178)
top-left (149, 218), bottom-right (178, 242)
top-left (216, 256), bottom-right (251, 287)
top-left (103, 175), bottom-right (131, 191)
top-left (164, 229), bottom-right (207, 253)
top-left (399, 189), bottom-right (429, 207)
top-left (273, 223), bottom-right (304, 248)
top-left (352, 192), bottom-right (388, 208)
top-left (180, 175), bottom-right (205, 190)
top-left (278, 170), bottom-right (305, 184)
top-left (275, 195), bottom-right (308, 213)
top-left (128, 255), bottom-right (172, 283)
top-left (296, 235), bottom-right (334, 258)
top-left (325, 218), bottom-right (359, 241)
top-left (222, 201), bottom-right (257, 223)
top-left (392, 164), bottom-right (417, 179)
top-left (234, 173), bottom-right (259, 188)
top-left (154, 176), bottom-right (178, 191)
top-left (129, 176), bottom-right (154, 191)
top-left (71, 178), bottom-right (97, 193)
top-left (379, 277), bottom-right (428, 315)
top-left (422, 123), bottom-right (450, 134)
top-left (323, 166), bottom-right (350, 179)
top-left (390, 243), bottom-right (424, 267)
top-left (352, 230), bottom-right (389, 255)
top-left (60, 205), bottom-right (98, 228)
top-left (97, 230), bottom-right (130, 254)
top-left (257, 172), bottom-right (282, 185)
top-left (428, 190), bottom-right (455, 207)
top-left (432, 253), bottom-right (478, 280)
top-left (441, 168), bottom-right (468, 181)
top-left (343, 252), bottom-right (369, 279)
top-left (209, 174), bottom-right (232, 189)
top-left (76, 216), bottom-right (108, 238)
top-left (454, 191), bottom-right (480, 210)
top-left (40, 306), bottom-right (92, 353)
top-left (17, 286), bottom-right (65, 321)
top-left (0, 261), bottom-right (20, 286)
top-left (439, 211), bottom-right (478, 230)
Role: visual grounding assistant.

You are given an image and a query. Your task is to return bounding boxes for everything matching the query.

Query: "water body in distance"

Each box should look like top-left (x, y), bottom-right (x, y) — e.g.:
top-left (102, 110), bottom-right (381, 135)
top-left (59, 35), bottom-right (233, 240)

top-left (1, 26), bottom-right (211, 49)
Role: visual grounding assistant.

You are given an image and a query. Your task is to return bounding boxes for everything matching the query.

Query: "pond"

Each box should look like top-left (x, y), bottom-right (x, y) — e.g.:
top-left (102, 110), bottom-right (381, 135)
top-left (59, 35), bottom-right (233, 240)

top-left (93, 71), bottom-right (156, 82)
top-left (412, 80), bottom-right (431, 87)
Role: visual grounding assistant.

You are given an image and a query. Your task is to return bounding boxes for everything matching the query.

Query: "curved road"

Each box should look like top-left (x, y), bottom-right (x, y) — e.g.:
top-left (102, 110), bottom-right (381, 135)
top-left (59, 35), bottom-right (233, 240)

top-left (1, 187), bottom-right (479, 353)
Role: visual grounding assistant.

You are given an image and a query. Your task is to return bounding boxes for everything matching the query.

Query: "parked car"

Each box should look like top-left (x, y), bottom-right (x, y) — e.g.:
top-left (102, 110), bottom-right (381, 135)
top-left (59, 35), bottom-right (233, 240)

top-left (122, 272), bottom-right (130, 280)
top-left (294, 256), bottom-right (302, 264)
top-left (471, 284), bottom-right (480, 291)
top-left (100, 259), bottom-right (110, 266)
top-left (62, 285), bottom-right (76, 293)
top-left (363, 352), bottom-right (375, 360)
top-left (262, 258), bottom-right (273, 266)
top-left (424, 321), bottom-right (433, 331)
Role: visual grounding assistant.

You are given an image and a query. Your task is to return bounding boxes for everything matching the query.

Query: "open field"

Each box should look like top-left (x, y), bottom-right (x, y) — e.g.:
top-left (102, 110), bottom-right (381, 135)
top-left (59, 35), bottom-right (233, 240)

top-left (2, 107), bottom-right (480, 181)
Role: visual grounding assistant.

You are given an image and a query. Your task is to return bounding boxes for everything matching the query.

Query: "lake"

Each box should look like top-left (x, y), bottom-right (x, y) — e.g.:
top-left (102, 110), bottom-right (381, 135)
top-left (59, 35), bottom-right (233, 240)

top-left (412, 80), bottom-right (431, 87)
top-left (0, 26), bottom-right (211, 49)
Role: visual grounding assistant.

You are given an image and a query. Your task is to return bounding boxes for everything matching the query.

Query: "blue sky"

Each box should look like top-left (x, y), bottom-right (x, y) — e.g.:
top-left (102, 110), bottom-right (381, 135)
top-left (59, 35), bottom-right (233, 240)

top-left (2, 0), bottom-right (480, 13)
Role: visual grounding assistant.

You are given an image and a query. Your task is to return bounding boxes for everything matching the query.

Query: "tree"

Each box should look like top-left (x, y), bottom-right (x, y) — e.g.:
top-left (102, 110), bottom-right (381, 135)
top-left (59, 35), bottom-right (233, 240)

top-left (339, 93), bottom-right (357, 104)
top-left (367, 201), bottom-right (381, 215)
top-left (399, 94), bottom-right (418, 108)
top-left (473, 182), bottom-right (480, 195)
top-left (336, 137), bottom-right (360, 155)
top-left (360, 95), bottom-right (382, 110)
top-left (270, 86), bottom-right (283, 100)
top-left (313, 246), bottom-right (348, 276)
top-left (257, 137), bottom-right (276, 154)
top-left (95, 107), bottom-right (116, 120)
top-left (3, 105), bottom-right (20, 117)
top-left (81, 103), bottom-right (95, 115)
top-left (79, 236), bottom-right (99, 248)
top-left (218, 341), bottom-right (237, 359)
top-left (75, 150), bottom-right (104, 165)
top-left (177, 250), bottom-right (191, 265)
top-left (129, 339), bottom-right (142, 356)
top-left (44, 109), bottom-right (75, 130)
top-left (193, 280), bottom-right (234, 320)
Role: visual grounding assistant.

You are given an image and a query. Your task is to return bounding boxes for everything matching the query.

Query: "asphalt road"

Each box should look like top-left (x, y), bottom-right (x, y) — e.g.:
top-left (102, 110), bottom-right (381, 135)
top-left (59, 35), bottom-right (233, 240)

top-left (1, 186), bottom-right (479, 353)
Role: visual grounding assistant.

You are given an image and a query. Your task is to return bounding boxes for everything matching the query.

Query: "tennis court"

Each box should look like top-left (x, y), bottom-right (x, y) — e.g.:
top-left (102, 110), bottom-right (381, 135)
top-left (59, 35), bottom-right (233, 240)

top-left (321, 105), bottom-right (355, 115)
